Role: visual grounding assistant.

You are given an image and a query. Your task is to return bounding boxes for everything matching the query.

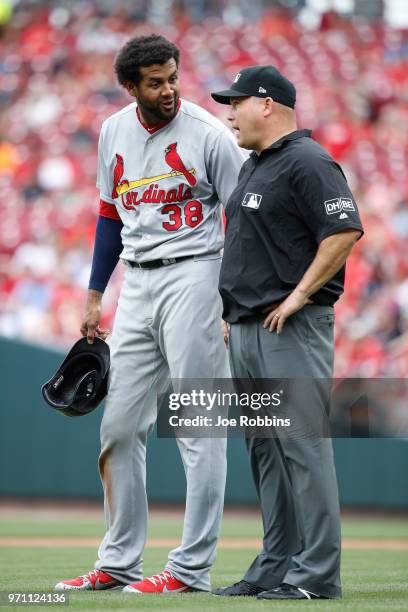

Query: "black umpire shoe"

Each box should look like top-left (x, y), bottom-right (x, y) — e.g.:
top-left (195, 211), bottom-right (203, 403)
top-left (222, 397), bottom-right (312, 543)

top-left (213, 580), bottom-right (264, 597)
top-left (258, 583), bottom-right (324, 600)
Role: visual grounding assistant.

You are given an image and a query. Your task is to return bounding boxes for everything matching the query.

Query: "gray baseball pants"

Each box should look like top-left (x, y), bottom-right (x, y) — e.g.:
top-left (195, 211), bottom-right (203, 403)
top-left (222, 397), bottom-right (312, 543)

top-left (94, 254), bottom-right (228, 591)
top-left (229, 304), bottom-right (342, 599)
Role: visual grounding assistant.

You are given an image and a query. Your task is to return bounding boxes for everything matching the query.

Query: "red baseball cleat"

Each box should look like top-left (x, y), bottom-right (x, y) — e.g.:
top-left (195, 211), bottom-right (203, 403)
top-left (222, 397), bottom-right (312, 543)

top-left (123, 570), bottom-right (190, 594)
top-left (54, 569), bottom-right (123, 591)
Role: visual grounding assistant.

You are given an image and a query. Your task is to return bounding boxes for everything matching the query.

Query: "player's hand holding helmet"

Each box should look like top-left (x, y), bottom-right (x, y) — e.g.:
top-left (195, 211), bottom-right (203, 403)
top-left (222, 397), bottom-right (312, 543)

top-left (80, 290), bottom-right (110, 343)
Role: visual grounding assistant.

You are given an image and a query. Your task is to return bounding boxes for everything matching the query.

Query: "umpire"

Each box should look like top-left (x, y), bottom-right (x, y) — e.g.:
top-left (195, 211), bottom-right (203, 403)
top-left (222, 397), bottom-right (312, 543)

top-left (211, 66), bottom-right (363, 600)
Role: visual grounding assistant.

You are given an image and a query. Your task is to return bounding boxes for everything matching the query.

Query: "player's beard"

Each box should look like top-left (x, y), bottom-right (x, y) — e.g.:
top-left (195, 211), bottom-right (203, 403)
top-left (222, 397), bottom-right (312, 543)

top-left (137, 93), bottom-right (180, 124)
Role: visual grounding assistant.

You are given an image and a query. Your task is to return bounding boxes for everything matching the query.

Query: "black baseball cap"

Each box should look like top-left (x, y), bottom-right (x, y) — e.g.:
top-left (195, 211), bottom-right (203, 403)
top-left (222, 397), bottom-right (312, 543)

top-left (211, 65), bottom-right (296, 108)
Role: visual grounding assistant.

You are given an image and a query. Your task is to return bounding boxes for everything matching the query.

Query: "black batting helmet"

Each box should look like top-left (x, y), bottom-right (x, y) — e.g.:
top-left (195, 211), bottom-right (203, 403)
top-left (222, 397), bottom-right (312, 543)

top-left (42, 337), bottom-right (110, 417)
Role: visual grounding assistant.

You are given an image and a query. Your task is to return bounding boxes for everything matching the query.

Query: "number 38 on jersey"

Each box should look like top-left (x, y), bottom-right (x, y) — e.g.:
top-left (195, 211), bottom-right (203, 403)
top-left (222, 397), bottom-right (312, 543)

top-left (162, 200), bottom-right (203, 231)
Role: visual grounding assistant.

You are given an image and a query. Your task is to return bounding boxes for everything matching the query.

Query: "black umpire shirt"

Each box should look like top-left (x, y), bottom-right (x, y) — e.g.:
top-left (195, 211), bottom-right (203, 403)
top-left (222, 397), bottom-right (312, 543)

top-left (220, 130), bottom-right (364, 323)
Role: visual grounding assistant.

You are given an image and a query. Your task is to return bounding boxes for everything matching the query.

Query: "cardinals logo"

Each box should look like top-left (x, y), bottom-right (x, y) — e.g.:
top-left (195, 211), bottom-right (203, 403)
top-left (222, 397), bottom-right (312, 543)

top-left (111, 154), bottom-right (129, 199)
top-left (111, 144), bottom-right (197, 202)
top-left (164, 142), bottom-right (196, 186)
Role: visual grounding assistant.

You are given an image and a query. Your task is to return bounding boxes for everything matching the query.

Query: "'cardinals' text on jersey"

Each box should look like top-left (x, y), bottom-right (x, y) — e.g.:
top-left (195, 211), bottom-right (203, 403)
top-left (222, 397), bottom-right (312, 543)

top-left (96, 99), bottom-right (246, 262)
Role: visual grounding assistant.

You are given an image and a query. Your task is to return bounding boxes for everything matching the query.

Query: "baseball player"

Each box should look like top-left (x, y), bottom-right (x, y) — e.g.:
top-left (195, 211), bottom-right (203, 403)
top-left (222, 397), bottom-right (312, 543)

top-left (54, 34), bottom-right (245, 594)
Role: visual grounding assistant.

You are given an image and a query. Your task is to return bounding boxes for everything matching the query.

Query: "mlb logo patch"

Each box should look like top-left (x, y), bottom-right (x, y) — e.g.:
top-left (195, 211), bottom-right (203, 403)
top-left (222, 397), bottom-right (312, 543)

top-left (242, 193), bottom-right (262, 209)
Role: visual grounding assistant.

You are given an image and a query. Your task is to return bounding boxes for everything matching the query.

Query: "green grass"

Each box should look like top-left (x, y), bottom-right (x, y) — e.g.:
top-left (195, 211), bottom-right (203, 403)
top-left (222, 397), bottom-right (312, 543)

top-left (0, 514), bottom-right (407, 539)
top-left (0, 548), bottom-right (407, 611)
top-left (0, 512), bottom-right (407, 611)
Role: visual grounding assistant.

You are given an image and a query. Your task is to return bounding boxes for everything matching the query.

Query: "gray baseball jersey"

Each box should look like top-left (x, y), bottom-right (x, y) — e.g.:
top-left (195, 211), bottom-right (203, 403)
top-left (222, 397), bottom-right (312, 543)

top-left (97, 98), bottom-right (245, 261)
top-left (88, 100), bottom-right (246, 590)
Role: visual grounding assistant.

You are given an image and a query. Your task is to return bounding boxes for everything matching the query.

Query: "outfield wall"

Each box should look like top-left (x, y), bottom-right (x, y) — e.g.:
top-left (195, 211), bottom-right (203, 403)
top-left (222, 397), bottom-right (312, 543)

top-left (1, 337), bottom-right (407, 508)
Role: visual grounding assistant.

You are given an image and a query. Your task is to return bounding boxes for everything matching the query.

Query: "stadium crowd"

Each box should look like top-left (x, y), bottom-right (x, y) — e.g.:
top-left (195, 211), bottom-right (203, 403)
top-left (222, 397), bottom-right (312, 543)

top-left (0, 2), bottom-right (407, 377)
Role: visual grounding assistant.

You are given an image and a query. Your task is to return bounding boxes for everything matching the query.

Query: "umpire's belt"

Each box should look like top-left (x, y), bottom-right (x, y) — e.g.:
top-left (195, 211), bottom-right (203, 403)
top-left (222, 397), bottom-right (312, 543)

top-left (126, 255), bottom-right (194, 269)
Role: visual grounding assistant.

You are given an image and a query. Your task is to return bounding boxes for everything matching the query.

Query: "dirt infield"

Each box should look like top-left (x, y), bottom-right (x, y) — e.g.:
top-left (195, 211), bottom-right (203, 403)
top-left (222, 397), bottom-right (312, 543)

top-left (1, 537), bottom-right (407, 550)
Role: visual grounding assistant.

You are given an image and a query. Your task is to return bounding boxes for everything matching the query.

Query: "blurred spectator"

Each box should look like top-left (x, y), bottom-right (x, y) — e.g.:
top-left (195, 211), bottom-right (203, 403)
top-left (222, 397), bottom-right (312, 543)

top-left (0, 2), bottom-right (407, 377)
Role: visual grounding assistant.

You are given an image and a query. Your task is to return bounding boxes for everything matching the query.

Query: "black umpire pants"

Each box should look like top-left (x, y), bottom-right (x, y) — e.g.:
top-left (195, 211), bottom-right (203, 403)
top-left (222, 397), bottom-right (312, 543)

top-left (228, 304), bottom-right (342, 599)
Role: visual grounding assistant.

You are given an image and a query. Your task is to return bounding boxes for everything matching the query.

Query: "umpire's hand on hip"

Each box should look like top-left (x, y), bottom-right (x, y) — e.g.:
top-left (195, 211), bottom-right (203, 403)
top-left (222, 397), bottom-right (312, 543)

top-left (263, 290), bottom-right (312, 334)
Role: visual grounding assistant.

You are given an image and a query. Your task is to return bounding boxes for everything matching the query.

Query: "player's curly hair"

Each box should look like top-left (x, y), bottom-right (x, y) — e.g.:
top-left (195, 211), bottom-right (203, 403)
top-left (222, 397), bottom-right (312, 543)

top-left (114, 34), bottom-right (180, 86)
